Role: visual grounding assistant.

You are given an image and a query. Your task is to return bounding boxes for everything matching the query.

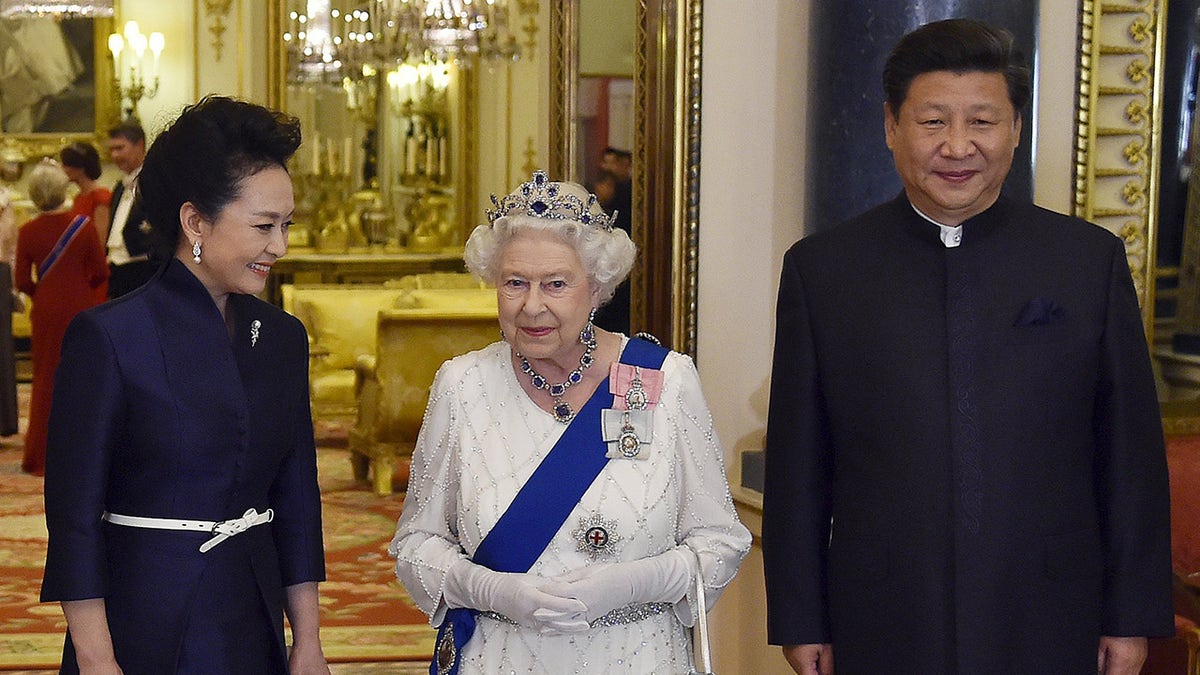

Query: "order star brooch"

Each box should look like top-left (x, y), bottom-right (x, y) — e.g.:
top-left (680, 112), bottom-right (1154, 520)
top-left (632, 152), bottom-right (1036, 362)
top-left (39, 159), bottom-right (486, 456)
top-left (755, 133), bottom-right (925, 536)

top-left (572, 512), bottom-right (622, 561)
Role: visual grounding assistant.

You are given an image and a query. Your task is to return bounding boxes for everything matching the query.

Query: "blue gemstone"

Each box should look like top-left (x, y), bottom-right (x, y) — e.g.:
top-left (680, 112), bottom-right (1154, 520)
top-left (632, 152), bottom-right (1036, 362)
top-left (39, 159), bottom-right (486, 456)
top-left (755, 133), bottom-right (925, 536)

top-left (568, 372), bottom-right (582, 384)
top-left (549, 384), bottom-right (566, 396)
top-left (532, 200), bottom-right (549, 214)
top-left (532, 375), bottom-right (546, 388)
top-left (555, 403), bottom-right (572, 419)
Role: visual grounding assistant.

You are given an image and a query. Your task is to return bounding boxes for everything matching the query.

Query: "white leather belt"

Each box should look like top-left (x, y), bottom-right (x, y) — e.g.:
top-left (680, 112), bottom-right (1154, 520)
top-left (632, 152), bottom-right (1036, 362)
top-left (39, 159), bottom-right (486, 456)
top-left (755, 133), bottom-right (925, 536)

top-left (102, 507), bottom-right (274, 553)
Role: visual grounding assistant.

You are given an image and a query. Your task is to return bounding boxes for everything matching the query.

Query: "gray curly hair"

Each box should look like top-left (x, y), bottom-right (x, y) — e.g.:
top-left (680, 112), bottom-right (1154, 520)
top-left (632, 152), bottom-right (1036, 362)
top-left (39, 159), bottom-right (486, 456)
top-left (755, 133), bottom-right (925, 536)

top-left (27, 159), bottom-right (69, 212)
top-left (464, 177), bottom-right (636, 304)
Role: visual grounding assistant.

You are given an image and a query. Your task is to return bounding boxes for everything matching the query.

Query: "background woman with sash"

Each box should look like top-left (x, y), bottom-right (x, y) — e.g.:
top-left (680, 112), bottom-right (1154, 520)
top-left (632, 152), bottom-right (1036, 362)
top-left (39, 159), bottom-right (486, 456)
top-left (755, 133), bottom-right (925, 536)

top-left (14, 159), bottom-right (106, 475)
top-left (60, 141), bottom-right (111, 302)
top-left (390, 172), bottom-right (750, 674)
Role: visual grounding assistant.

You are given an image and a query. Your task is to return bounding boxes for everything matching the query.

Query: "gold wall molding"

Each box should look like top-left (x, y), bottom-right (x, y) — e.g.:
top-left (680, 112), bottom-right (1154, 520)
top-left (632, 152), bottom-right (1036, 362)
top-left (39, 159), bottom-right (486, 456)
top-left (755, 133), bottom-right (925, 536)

top-left (521, 136), bottom-right (537, 176)
top-left (516, 0), bottom-right (539, 54)
top-left (1073, 0), bottom-right (1166, 334)
top-left (203, 0), bottom-right (235, 61)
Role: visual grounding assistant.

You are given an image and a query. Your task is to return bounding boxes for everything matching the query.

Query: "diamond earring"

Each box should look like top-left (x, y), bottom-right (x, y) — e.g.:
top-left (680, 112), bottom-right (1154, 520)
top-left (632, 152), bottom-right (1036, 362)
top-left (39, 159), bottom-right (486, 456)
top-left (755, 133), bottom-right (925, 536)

top-left (192, 240), bottom-right (202, 264)
top-left (580, 308), bottom-right (597, 344)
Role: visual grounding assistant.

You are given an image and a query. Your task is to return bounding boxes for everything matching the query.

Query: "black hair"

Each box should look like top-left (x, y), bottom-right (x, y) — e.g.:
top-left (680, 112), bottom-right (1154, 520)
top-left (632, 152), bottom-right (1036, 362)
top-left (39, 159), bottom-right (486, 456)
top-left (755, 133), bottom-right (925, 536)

top-left (138, 95), bottom-right (302, 259)
top-left (107, 119), bottom-right (146, 145)
top-left (60, 142), bottom-right (102, 180)
top-left (883, 18), bottom-right (1031, 119)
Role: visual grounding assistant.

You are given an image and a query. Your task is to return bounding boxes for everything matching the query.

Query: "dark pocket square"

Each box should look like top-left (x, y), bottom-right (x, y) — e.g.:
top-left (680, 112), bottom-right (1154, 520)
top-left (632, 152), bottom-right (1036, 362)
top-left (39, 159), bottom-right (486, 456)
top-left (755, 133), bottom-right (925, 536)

top-left (1014, 297), bottom-right (1065, 326)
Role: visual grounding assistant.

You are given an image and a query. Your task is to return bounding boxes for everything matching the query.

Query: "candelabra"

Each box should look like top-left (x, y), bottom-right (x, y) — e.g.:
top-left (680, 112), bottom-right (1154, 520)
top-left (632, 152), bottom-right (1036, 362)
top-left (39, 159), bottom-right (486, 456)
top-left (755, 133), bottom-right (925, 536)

top-left (107, 21), bottom-right (163, 121)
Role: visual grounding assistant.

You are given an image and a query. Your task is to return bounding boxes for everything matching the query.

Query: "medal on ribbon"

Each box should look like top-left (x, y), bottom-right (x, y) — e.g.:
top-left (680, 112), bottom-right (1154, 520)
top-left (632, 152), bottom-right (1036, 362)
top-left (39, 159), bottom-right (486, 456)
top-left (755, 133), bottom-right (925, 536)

top-left (601, 408), bottom-right (652, 459)
top-left (609, 363), bottom-right (663, 410)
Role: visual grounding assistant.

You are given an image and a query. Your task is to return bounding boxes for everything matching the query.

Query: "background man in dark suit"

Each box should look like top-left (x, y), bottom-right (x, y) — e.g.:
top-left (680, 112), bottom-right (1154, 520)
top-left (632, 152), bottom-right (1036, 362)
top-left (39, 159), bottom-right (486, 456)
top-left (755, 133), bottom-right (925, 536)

top-left (762, 18), bottom-right (1173, 675)
top-left (105, 120), bottom-right (156, 298)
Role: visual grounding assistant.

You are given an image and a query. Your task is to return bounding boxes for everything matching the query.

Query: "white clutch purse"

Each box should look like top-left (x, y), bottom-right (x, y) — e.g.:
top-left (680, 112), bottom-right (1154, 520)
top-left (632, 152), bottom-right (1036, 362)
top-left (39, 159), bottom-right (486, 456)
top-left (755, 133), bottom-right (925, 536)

top-left (690, 572), bottom-right (714, 675)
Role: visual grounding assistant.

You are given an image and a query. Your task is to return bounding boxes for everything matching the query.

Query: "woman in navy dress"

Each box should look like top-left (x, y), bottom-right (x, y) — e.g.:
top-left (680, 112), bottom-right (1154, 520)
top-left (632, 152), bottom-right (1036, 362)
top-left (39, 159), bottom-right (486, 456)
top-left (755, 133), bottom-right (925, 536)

top-left (40, 96), bottom-right (329, 674)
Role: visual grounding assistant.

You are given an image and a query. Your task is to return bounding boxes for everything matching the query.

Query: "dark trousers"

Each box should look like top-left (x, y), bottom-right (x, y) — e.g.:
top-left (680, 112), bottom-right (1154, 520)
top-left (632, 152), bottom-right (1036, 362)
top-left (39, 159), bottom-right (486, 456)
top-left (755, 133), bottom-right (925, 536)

top-left (107, 260), bottom-right (156, 299)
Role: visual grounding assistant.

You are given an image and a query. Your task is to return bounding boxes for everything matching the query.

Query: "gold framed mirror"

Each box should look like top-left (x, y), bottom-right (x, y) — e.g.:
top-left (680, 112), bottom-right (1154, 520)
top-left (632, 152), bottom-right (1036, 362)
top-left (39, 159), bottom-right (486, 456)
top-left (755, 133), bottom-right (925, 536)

top-left (1073, 0), bottom-right (1200, 430)
top-left (550, 0), bottom-right (701, 356)
top-left (267, 1), bottom-right (699, 354)
top-left (1073, 0), bottom-right (1165, 335)
top-left (0, 15), bottom-right (117, 160)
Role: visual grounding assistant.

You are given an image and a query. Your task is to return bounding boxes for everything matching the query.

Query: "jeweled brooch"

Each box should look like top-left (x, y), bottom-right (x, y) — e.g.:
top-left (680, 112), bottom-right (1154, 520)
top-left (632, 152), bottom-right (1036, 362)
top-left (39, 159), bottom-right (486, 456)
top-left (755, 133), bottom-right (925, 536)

top-left (572, 512), bottom-right (622, 561)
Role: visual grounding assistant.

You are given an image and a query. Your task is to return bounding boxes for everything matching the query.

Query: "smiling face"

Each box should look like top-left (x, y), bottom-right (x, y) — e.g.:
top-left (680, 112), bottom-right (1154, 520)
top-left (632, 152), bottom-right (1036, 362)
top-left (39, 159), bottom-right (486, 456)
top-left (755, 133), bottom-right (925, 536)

top-left (884, 70), bottom-right (1021, 226)
top-left (179, 165), bottom-right (294, 306)
top-left (496, 229), bottom-right (599, 366)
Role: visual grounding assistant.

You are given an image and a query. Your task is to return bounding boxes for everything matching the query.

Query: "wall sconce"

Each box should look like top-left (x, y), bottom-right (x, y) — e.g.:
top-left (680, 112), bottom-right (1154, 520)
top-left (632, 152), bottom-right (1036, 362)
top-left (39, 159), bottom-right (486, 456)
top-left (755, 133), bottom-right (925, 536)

top-left (107, 20), bottom-right (163, 120)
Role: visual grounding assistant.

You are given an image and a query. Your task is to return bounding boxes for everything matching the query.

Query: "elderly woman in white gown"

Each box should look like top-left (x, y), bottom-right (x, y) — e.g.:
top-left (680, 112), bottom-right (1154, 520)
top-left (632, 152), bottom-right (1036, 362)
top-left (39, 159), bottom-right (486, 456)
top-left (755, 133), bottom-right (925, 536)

top-left (390, 171), bottom-right (750, 674)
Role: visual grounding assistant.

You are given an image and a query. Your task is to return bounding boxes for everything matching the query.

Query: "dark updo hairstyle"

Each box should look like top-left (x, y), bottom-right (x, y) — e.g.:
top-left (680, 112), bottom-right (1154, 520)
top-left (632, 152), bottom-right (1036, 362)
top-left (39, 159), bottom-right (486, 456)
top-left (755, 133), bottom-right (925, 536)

top-left (883, 18), bottom-right (1031, 120)
top-left (138, 95), bottom-right (302, 260)
top-left (60, 142), bottom-right (102, 180)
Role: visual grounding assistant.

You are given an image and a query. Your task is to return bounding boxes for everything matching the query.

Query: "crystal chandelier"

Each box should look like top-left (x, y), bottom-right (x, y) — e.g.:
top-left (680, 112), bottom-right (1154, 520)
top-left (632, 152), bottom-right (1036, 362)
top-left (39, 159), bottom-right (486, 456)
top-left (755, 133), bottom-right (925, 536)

top-left (0, 0), bottom-right (113, 17)
top-left (284, 0), bottom-right (519, 83)
top-left (284, 0), bottom-right (345, 84)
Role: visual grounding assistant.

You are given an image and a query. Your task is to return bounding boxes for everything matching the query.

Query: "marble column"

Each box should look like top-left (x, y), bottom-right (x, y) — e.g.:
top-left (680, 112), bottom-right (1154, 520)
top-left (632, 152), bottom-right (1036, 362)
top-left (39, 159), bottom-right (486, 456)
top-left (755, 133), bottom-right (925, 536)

top-left (807, 0), bottom-right (1038, 233)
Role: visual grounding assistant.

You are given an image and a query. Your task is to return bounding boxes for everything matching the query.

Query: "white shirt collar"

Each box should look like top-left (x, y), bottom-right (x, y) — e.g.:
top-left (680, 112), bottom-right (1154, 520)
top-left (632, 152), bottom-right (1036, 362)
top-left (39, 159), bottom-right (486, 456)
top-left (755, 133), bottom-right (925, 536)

top-left (122, 165), bottom-right (141, 189)
top-left (910, 204), bottom-right (962, 248)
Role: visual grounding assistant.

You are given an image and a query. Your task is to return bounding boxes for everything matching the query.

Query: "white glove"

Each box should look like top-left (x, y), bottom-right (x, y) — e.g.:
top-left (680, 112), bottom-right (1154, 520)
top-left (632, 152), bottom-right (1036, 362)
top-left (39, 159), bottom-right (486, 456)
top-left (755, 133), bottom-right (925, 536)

top-left (540, 548), bottom-right (693, 624)
top-left (443, 559), bottom-right (589, 633)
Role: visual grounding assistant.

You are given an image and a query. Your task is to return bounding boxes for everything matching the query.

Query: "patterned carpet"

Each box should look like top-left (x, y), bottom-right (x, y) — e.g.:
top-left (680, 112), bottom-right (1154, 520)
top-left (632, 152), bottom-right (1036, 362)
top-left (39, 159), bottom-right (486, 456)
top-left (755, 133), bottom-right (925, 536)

top-left (0, 387), bottom-right (435, 670)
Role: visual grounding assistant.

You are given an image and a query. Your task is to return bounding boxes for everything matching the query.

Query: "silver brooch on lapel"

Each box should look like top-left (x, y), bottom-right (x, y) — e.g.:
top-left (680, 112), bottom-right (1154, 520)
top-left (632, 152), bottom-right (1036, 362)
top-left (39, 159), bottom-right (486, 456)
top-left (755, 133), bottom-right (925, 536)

top-left (250, 320), bottom-right (261, 347)
top-left (572, 512), bottom-right (622, 561)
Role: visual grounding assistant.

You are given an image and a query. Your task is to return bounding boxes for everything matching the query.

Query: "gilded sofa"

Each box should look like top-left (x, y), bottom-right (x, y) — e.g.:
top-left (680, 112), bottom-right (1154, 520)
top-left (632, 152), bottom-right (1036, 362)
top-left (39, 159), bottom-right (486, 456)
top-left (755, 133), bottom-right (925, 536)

top-left (281, 284), bottom-right (412, 419)
top-left (350, 289), bottom-right (498, 494)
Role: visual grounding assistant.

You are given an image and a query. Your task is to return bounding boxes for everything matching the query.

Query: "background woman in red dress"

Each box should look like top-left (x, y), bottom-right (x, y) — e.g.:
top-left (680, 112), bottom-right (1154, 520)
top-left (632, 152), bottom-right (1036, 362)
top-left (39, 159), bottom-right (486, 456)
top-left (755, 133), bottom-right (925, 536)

top-left (14, 160), bottom-right (108, 475)
top-left (60, 142), bottom-right (111, 301)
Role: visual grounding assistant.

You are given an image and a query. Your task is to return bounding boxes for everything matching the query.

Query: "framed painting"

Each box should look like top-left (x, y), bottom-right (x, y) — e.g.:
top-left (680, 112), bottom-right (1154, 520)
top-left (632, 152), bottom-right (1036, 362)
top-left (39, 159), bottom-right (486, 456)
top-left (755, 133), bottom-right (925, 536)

top-left (0, 15), bottom-right (116, 157)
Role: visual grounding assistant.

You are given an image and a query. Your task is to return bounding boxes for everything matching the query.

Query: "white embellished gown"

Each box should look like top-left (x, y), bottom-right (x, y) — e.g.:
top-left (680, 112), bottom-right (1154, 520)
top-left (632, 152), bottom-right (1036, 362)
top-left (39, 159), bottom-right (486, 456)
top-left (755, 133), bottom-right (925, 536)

top-left (390, 339), bottom-right (751, 674)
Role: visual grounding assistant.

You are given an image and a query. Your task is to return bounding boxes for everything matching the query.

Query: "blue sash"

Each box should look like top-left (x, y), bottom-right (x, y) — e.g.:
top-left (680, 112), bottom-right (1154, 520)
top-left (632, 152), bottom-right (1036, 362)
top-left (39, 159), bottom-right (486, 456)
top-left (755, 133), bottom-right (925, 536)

top-left (37, 214), bottom-right (89, 281)
top-left (432, 337), bottom-right (669, 675)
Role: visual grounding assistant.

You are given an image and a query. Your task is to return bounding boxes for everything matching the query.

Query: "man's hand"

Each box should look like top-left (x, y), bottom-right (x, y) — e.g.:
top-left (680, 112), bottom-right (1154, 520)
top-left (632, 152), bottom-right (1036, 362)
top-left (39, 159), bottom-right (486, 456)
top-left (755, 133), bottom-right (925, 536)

top-left (1097, 635), bottom-right (1147, 675)
top-left (783, 643), bottom-right (833, 675)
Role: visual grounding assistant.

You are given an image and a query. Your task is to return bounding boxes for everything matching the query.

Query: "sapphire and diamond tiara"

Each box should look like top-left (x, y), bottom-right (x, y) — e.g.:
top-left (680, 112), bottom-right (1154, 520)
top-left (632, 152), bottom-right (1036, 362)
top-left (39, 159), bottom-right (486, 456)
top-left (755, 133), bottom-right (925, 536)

top-left (486, 170), bottom-right (616, 231)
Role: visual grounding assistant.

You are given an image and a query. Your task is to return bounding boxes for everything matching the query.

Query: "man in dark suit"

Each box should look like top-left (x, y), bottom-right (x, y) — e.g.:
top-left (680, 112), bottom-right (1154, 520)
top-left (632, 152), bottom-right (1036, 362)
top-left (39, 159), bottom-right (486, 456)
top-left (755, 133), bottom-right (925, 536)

top-left (762, 19), bottom-right (1173, 675)
top-left (105, 120), bottom-right (156, 298)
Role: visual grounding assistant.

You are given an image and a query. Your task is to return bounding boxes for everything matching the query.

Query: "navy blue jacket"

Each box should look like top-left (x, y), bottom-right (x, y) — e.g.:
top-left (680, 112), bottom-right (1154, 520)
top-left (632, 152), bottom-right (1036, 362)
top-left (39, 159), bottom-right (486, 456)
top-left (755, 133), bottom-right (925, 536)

top-left (41, 258), bottom-right (325, 673)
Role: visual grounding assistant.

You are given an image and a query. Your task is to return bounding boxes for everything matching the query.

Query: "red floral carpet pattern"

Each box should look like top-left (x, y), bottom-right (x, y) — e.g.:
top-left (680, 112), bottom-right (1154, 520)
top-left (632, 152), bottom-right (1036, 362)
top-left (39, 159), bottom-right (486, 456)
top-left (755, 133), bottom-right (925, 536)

top-left (0, 393), bottom-right (434, 670)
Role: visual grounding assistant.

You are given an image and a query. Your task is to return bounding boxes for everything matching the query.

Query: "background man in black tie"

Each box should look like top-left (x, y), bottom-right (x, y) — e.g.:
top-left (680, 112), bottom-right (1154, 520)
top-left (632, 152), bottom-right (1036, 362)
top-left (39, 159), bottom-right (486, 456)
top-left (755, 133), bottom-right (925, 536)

top-left (762, 18), bottom-right (1172, 675)
top-left (105, 120), bottom-right (156, 298)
